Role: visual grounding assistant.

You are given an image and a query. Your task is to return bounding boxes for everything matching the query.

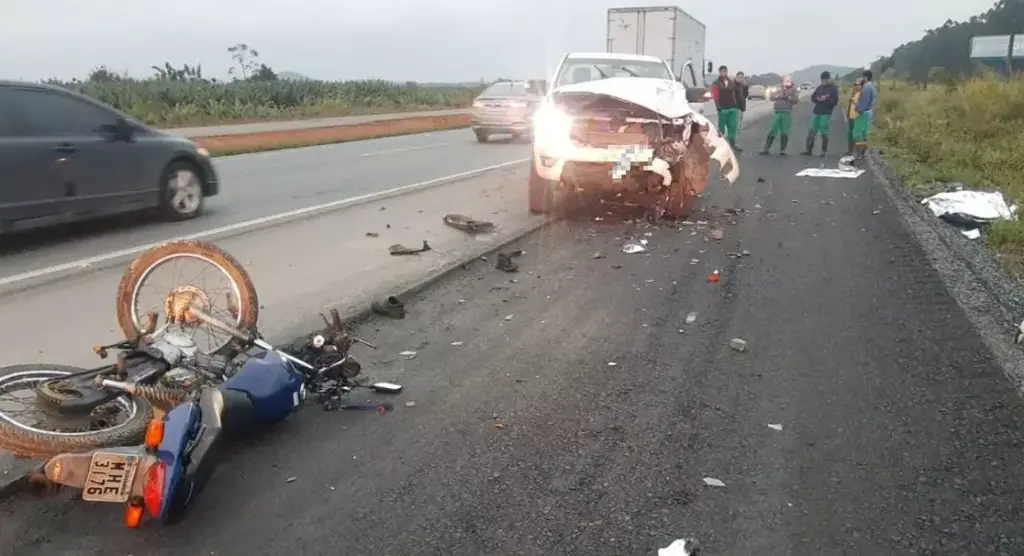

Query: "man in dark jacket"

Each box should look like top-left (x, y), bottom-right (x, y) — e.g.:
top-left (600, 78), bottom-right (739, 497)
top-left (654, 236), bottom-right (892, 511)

top-left (710, 65), bottom-right (743, 152)
top-left (735, 71), bottom-right (750, 137)
top-left (802, 71), bottom-right (839, 156)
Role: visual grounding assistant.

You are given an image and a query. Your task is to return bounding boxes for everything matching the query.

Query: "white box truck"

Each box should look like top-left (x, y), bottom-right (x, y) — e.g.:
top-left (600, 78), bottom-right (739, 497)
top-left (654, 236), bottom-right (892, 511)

top-left (606, 6), bottom-right (709, 86)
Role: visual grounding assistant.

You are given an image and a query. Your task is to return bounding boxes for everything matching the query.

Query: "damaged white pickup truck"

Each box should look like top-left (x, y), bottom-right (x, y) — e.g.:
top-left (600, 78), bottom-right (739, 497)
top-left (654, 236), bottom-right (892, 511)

top-left (529, 52), bottom-right (739, 217)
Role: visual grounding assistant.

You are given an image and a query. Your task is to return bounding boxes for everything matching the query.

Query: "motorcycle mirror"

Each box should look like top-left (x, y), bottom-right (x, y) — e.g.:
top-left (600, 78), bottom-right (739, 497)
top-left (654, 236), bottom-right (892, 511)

top-left (370, 382), bottom-right (403, 394)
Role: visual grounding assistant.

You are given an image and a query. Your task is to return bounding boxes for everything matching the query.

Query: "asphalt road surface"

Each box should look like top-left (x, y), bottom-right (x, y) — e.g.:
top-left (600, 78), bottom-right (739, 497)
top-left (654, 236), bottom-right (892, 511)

top-left (170, 109), bottom-right (471, 138)
top-left (3, 103), bottom-right (1023, 555)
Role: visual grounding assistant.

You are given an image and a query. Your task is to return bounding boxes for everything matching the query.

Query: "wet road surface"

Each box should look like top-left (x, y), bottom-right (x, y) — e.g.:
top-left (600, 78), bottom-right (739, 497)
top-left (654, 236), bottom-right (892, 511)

top-left (2, 104), bottom-right (1024, 556)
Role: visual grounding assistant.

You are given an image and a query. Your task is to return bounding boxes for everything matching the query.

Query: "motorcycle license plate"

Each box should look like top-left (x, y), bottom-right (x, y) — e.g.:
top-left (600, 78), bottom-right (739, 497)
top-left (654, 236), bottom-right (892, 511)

top-left (81, 452), bottom-right (140, 503)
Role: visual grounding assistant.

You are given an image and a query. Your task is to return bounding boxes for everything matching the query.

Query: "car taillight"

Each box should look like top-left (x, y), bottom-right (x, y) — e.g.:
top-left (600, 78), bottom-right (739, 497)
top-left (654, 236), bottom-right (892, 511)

top-left (702, 91), bottom-right (713, 100)
top-left (143, 461), bottom-right (166, 516)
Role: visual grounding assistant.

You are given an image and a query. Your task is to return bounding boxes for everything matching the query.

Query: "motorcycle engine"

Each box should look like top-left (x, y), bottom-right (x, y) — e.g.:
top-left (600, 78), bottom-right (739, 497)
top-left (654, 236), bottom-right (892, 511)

top-left (160, 368), bottom-right (200, 390)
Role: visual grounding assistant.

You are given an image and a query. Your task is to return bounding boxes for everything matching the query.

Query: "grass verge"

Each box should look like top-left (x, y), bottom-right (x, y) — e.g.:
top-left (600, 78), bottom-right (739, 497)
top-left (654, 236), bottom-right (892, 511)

top-left (872, 77), bottom-right (1024, 277)
top-left (194, 114), bottom-right (472, 157)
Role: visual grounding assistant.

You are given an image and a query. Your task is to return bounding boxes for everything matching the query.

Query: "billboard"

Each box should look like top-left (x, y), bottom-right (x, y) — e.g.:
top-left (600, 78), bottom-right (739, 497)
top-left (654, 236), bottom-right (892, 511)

top-left (969, 34), bottom-right (1024, 59)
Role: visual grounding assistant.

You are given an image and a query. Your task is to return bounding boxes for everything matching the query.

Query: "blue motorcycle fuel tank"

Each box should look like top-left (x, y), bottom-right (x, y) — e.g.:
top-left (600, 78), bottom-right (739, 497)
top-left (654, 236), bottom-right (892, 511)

top-left (220, 350), bottom-right (306, 423)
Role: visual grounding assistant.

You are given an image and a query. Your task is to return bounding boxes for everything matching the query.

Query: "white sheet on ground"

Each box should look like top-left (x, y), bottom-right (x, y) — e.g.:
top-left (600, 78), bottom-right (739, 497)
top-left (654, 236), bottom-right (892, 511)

top-left (921, 190), bottom-right (1015, 224)
top-left (795, 168), bottom-right (865, 178)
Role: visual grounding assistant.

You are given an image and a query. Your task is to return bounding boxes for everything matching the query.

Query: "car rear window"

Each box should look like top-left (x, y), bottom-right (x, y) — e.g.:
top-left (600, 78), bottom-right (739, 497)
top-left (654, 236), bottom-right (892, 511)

top-left (481, 81), bottom-right (530, 97)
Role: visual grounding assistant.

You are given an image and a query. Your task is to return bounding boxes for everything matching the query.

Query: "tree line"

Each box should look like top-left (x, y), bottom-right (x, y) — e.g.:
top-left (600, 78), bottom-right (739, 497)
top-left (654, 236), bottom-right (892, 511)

top-left (846, 0), bottom-right (1024, 84)
top-left (81, 43), bottom-right (277, 84)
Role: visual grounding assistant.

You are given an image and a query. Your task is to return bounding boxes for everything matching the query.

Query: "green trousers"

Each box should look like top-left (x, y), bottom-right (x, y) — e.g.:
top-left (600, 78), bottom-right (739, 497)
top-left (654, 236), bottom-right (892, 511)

top-left (852, 110), bottom-right (872, 144)
top-left (809, 113), bottom-right (831, 137)
top-left (767, 111), bottom-right (792, 138)
top-left (717, 108), bottom-right (739, 142)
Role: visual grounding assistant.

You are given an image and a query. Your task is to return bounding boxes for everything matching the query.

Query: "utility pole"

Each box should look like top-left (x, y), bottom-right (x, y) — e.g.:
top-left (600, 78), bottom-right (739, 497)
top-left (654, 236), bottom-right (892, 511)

top-left (1007, 0), bottom-right (1020, 78)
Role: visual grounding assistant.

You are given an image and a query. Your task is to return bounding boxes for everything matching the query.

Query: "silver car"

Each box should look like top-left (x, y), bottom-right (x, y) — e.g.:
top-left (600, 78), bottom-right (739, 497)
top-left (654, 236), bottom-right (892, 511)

top-left (471, 80), bottom-right (544, 143)
top-left (747, 84), bottom-right (766, 99)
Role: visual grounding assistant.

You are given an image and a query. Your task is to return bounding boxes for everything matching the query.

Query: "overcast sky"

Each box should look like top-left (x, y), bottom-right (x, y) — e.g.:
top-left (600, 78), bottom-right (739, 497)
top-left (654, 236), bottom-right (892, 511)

top-left (1, 0), bottom-right (1000, 82)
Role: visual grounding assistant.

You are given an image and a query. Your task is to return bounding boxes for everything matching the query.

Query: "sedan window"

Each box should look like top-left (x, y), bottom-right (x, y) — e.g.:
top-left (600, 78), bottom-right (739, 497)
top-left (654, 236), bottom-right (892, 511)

top-left (6, 87), bottom-right (116, 137)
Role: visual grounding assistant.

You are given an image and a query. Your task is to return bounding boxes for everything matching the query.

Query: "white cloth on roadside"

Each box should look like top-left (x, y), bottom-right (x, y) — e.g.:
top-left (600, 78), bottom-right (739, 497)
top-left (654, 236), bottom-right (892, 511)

top-left (921, 190), bottom-right (1015, 224)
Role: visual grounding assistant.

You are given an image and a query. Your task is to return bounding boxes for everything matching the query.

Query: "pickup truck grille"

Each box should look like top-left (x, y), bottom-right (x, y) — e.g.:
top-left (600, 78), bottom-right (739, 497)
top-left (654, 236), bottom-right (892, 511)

top-left (571, 120), bottom-right (651, 148)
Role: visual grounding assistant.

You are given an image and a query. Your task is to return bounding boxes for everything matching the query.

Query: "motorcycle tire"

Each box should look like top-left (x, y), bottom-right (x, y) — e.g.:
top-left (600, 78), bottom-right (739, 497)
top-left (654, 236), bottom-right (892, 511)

top-left (115, 239), bottom-right (259, 358)
top-left (0, 364), bottom-right (153, 459)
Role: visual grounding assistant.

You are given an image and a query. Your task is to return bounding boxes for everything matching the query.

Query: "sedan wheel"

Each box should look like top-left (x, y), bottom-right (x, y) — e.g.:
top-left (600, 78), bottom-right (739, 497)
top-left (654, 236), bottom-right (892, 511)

top-left (160, 162), bottom-right (204, 221)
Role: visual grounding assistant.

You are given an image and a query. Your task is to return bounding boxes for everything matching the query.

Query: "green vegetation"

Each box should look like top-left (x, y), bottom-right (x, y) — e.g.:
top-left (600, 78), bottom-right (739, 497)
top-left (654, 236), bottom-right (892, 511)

top-left (861, 0), bottom-right (1024, 274)
top-left (43, 43), bottom-right (482, 128)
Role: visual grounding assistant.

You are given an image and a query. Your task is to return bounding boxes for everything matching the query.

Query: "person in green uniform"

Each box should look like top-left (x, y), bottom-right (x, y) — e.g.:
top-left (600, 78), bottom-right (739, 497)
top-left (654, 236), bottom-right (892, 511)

top-left (845, 78), bottom-right (863, 155)
top-left (802, 71), bottom-right (839, 156)
top-left (760, 75), bottom-right (800, 155)
top-left (710, 65), bottom-right (743, 152)
top-left (851, 69), bottom-right (876, 159)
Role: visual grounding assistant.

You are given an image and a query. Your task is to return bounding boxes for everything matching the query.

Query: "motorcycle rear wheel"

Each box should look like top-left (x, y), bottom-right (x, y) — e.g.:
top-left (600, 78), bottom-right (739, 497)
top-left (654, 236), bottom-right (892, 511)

top-left (116, 239), bottom-right (259, 358)
top-left (0, 365), bottom-right (152, 458)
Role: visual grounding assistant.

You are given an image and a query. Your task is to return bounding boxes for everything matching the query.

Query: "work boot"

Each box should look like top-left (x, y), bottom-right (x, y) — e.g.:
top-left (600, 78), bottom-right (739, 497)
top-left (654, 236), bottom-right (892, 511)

top-left (820, 136), bottom-right (829, 157)
top-left (729, 138), bottom-right (743, 154)
top-left (854, 143), bottom-right (867, 159)
top-left (801, 133), bottom-right (815, 155)
top-left (759, 135), bottom-right (774, 155)
top-left (779, 134), bottom-right (789, 155)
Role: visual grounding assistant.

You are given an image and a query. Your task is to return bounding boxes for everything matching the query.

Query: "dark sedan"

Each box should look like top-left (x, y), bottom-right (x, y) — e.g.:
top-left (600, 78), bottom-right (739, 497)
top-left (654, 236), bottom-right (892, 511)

top-left (0, 80), bottom-right (219, 235)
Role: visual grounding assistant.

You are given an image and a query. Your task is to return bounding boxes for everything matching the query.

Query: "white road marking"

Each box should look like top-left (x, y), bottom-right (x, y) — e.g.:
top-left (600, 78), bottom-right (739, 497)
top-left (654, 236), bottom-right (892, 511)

top-left (0, 158), bottom-right (530, 289)
top-left (361, 142), bottom-right (453, 157)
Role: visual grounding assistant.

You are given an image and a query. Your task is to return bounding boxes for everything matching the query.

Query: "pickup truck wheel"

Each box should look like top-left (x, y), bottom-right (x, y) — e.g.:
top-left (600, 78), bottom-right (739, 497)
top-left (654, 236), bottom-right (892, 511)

top-left (528, 160), bottom-right (561, 214)
top-left (474, 129), bottom-right (489, 143)
top-left (159, 160), bottom-right (205, 221)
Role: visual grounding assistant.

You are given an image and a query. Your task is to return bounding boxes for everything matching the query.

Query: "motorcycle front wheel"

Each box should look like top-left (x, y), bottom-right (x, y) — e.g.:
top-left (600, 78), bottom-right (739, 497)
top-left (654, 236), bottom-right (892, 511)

top-left (0, 365), bottom-right (152, 458)
top-left (116, 239), bottom-right (260, 358)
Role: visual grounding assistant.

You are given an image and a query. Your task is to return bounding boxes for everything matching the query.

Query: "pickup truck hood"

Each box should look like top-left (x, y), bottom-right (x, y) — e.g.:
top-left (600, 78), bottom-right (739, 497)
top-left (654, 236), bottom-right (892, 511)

top-left (552, 77), bottom-right (703, 121)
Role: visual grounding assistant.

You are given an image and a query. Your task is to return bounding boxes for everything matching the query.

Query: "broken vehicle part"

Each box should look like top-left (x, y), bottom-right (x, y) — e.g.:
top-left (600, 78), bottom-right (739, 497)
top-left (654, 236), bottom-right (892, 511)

top-left (443, 214), bottom-right (496, 234)
top-left (389, 240), bottom-right (431, 255)
top-left (370, 296), bottom-right (406, 319)
top-left (495, 252), bottom-right (519, 272)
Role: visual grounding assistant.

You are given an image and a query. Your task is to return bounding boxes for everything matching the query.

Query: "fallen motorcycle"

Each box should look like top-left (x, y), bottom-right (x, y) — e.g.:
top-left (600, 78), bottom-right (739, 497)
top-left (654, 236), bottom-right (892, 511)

top-left (0, 302), bottom-right (402, 527)
top-left (0, 239), bottom-right (392, 458)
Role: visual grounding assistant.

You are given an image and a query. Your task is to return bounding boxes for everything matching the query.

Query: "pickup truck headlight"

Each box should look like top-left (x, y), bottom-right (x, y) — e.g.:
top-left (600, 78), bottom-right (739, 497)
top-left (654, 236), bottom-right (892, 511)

top-left (532, 103), bottom-right (573, 151)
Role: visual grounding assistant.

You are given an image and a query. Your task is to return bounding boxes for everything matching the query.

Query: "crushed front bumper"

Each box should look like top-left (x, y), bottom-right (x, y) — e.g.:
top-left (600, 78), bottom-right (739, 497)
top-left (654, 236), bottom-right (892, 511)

top-left (533, 143), bottom-right (656, 186)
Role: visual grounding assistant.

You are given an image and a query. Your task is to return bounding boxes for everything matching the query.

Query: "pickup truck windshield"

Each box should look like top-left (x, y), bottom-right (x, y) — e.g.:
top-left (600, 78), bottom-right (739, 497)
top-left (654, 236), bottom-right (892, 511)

top-left (555, 58), bottom-right (673, 87)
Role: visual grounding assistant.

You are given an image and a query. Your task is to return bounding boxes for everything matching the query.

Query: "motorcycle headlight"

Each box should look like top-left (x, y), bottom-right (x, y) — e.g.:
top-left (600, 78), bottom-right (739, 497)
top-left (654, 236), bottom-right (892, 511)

top-left (532, 103), bottom-right (573, 150)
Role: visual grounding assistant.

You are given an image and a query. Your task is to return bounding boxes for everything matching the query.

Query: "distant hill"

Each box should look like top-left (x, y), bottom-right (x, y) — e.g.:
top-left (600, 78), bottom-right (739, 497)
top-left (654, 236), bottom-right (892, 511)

top-left (277, 70), bottom-right (312, 81)
top-left (790, 65), bottom-right (860, 84)
top-left (747, 73), bottom-right (783, 86)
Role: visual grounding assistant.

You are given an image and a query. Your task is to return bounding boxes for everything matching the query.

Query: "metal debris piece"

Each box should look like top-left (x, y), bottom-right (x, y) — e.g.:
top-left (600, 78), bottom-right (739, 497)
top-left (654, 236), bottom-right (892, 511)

top-left (399, 350), bottom-right (417, 359)
top-left (591, 251), bottom-right (606, 259)
top-left (756, 177), bottom-right (766, 183)
top-left (607, 362), bottom-right (618, 366)
top-left (496, 252), bottom-right (519, 272)
top-left (504, 314), bottom-right (514, 321)
top-left (729, 338), bottom-right (747, 352)
top-left (371, 296), bottom-right (406, 319)
top-left (365, 232), bottom-right (380, 238)
top-left (707, 270), bottom-right (720, 283)
top-left (685, 312), bottom-right (697, 324)
top-left (659, 538), bottom-right (701, 556)
top-left (768, 423), bottom-right (783, 431)
top-left (622, 239), bottom-right (649, 254)
top-left (709, 228), bottom-right (724, 240)
top-left (286, 477), bottom-right (298, 483)
top-left (389, 240), bottom-right (431, 255)
top-left (451, 341), bottom-right (464, 346)
top-left (443, 213), bottom-right (496, 234)
top-left (405, 401), bottom-right (417, 408)
top-left (703, 477), bottom-right (726, 487)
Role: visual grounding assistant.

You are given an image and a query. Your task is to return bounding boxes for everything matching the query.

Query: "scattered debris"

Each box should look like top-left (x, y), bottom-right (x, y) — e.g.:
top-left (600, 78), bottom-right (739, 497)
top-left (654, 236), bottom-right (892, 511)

top-left (399, 350), bottom-right (417, 359)
top-left (389, 240), bottom-right (431, 256)
top-left (702, 477), bottom-right (726, 488)
top-left (768, 423), bottom-right (783, 431)
top-left (963, 229), bottom-right (981, 240)
top-left (443, 213), bottom-right (496, 234)
top-left (451, 341), bottom-right (464, 346)
top-left (494, 422), bottom-right (506, 430)
top-left (1016, 319), bottom-right (1024, 344)
top-left (729, 338), bottom-right (748, 352)
top-left (622, 239), bottom-right (649, 254)
top-left (405, 401), bottom-right (417, 408)
top-left (685, 312), bottom-right (697, 324)
top-left (659, 538), bottom-right (701, 556)
top-left (504, 314), bottom-right (514, 321)
top-left (496, 252), bottom-right (519, 272)
top-left (365, 232), bottom-right (380, 238)
top-left (370, 296), bottom-right (406, 319)
top-left (286, 477), bottom-right (298, 483)
top-left (796, 167), bottom-right (864, 178)
top-left (591, 251), bottom-right (606, 259)
top-left (340, 403), bottom-right (393, 414)
top-left (607, 362), bottom-right (618, 366)
top-left (709, 228), bottom-right (724, 241)
top-left (756, 177), bottom-right (766, 183)
top-left (707, 270), bottom-right (720, 283)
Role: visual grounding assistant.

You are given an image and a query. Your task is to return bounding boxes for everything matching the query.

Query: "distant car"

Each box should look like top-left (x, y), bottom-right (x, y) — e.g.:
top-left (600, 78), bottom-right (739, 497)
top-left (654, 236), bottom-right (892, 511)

top-left (747, 84), bottom-right (766, 99)
top-left (0, 80), bottom-right (219, 235)
top-left (471, 80), bottom-right (545, 143)
top-left (799, 81), bottom-right (814, 91)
